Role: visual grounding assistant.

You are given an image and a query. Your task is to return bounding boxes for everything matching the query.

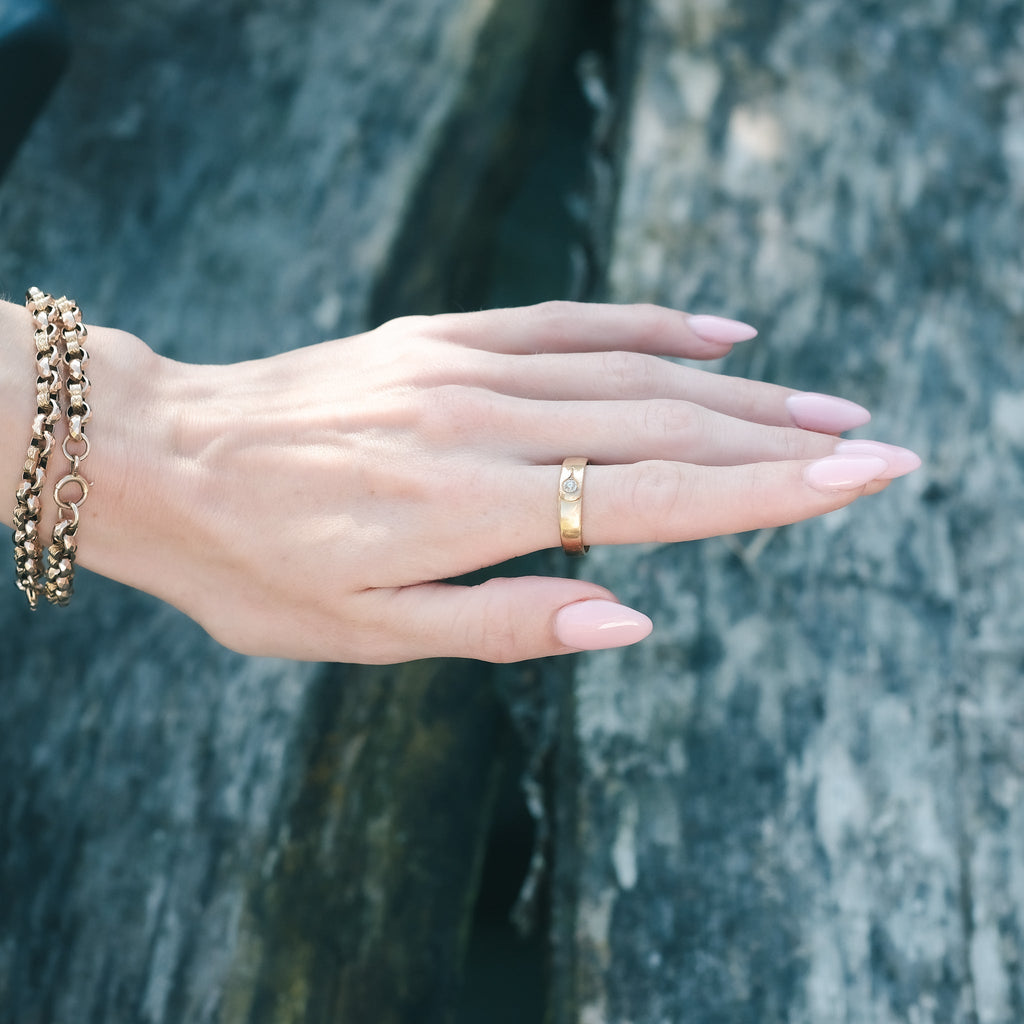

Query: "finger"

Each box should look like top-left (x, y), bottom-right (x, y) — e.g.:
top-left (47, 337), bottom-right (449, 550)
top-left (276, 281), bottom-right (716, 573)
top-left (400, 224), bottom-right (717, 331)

top-left (356, 577), bottom-right (654, 663)
top-left (472, 350), bottom-right (871, 433)
top-left (479, 394), bottom-right (841, 467)
top-left (349, 450), bottom-right (911, 663)
top-left (364, 449), bottom-right (912, 589)
top-left (508, 455), bottom-right (900, 553)
top-left (424, 300), bottom-right (756, 360)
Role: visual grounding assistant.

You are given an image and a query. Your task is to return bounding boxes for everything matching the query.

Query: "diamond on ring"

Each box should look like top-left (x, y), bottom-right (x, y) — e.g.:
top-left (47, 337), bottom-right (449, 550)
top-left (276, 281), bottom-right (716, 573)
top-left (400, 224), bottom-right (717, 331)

top-left (558, 457), bottom-right (589, 556)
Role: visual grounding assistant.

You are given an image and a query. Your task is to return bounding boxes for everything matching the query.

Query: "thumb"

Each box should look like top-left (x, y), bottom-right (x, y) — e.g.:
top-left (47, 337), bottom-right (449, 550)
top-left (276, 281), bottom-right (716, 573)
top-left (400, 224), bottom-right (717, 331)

top-left (363, 576), bottom-right (653, 664)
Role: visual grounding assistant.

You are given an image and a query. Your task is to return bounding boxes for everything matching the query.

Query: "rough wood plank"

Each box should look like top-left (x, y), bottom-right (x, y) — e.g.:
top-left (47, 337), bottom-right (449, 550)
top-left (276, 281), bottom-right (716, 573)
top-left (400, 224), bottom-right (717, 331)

top-left (557, 1), bottom-right (1024, 1021)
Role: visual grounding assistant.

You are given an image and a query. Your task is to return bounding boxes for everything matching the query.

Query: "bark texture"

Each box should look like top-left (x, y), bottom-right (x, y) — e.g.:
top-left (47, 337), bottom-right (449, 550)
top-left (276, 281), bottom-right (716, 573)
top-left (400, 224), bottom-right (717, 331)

top-left (555, 1), bottom-right (1024, 1022)
top-left (4, 0), bottom-right (1023, 1021)
top-left (0, 0), bottom-right (557, 1020)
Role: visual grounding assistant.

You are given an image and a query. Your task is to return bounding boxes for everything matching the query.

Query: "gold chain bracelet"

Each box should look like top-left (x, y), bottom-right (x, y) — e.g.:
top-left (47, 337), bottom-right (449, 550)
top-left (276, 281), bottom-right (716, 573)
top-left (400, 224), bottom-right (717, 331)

top-left (11, 287), bottom-right (92, 609)
top-left (47, 296), bottom-right (91, 606)
top-left (12, 289), bottom-right (63, 608)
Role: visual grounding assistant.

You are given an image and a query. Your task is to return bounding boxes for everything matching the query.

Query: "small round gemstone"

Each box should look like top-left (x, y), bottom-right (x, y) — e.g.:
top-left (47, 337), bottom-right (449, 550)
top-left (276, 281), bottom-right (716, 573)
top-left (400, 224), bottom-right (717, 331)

top-left (562, 477), bottom-right (579, 495)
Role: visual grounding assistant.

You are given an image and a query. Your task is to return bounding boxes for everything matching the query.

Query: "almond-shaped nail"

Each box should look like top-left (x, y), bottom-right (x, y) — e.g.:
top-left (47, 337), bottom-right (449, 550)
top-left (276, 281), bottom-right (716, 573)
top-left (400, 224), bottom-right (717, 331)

top-left (786, 392), bottom-right (872, 433)
top-left (686, 314), bottom-right (758, 345)
top-left (803, 454), bottom-right (888, 492)
top-left (834, 440), bottom-right (922, 479)
top-left (554, 600), bottom-right (653, 651)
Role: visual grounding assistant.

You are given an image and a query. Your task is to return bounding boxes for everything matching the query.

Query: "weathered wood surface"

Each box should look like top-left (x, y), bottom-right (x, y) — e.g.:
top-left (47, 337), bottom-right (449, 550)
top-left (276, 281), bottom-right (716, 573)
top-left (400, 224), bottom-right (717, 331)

top-left (555, 1), bottom-right (1024, 1022)
top-left (7, 0), bottom-right (1021, 1020)
top-left (0, 0), bottom-right (559, 1020)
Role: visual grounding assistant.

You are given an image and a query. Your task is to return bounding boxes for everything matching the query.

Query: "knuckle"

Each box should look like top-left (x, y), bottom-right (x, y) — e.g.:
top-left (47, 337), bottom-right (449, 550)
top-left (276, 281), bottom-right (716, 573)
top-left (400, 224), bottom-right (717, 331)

top-left (381, 313), bottom-right (434, 335)
top-left (413, 384), bottom-right (492, 441)
top-left (373, 314), bottom-right (437, 351)
top-left (528, 299), bottom-right (583, 340)
top-left (531, 298), bottom-right (579, 320)
top-left (461, 581), bottom-right (524, 663)
top-left (640, 400), bottom-right (700, 441)
top-left (478, 623), bottom-right (522, 663)
top-left (628, 461), bottom-right (691, 538)
top-left (627, 302), bottom-right (673, 348)
top-left (600, 349), bottom-right (654, 392)
top-left (779, 427), bottom-right (814, 462)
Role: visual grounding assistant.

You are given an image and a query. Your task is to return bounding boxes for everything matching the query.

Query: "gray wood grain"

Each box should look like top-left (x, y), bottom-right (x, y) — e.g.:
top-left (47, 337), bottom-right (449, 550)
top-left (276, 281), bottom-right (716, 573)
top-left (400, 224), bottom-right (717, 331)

top-left (0, 1), bottom-right (547, 1020)
top-left (556, 1), bottom-right (1024, 1021)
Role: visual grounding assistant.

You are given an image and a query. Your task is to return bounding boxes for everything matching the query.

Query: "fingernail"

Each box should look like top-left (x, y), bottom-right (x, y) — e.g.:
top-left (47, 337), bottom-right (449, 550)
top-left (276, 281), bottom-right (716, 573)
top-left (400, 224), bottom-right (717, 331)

top-left (803, 454), bottom-right (889, 492)
top-left (834, 439), bottom-right (922, 479)
top-left (786, 392), bottom-right (872, 433)
top-left (686, 314), bottom-right (758, 345)
top-left (554, 599), bottom-right (653, 651)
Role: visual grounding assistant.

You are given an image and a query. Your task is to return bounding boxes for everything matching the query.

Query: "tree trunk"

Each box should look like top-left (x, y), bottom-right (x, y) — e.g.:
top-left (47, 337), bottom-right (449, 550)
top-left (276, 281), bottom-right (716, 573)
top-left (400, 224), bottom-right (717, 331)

top-left (0, 0), bottom-right (565, 1020)
top-left (553, 1), bottom-right (1024, 1021)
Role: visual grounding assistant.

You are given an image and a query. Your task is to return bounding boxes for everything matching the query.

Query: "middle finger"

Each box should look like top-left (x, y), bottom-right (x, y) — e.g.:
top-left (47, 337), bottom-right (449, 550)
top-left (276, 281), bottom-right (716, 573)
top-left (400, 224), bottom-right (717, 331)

top-left (455, 390), bottom-right (842, 467)
top-left (472, 349), bottom-right (870, 433)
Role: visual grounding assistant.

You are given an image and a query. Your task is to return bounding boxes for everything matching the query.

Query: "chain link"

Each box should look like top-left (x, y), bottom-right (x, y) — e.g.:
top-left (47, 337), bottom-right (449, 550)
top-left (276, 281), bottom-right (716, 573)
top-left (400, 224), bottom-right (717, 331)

top-left (12, 288), bottom-right (92, 609)
top-left (12, 288), bottom-right (63, 608)
top-left (46, 296), bottom-right (91, 606)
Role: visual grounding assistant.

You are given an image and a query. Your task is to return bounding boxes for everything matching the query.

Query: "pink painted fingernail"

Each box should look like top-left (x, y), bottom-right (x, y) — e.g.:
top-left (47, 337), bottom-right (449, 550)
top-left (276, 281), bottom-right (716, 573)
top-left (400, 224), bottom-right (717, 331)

top-left (786, 392), bottom-right (872, 433)
top-left (803, 454), bottom-right (889, 492)
top-left (834, 439), bottom-right (922, 479)
top-left (686, 314), bottom-right (758, 345)
top-left (554, 600), bottom-right (653, 651)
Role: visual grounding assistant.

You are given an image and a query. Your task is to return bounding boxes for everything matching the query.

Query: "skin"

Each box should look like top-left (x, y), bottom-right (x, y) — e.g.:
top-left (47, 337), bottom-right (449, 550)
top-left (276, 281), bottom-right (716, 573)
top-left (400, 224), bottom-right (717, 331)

top-left (0, 298), bottom-right (905, 663)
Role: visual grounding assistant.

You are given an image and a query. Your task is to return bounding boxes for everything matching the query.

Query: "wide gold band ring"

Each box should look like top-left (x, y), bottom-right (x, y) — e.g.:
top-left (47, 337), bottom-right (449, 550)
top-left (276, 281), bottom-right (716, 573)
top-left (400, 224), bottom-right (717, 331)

top-left (558, 457), bottom-right (589, 556)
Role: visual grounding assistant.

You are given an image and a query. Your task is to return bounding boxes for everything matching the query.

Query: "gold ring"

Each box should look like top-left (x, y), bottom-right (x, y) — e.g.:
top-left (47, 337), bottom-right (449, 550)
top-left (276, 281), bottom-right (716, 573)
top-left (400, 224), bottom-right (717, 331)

top-left (558, 457), bottom-right (589, 556)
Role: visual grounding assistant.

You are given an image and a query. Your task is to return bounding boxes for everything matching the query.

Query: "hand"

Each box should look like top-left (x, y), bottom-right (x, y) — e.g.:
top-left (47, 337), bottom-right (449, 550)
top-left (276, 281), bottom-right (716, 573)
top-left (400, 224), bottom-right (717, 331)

top-left (69, 301), bottom-right (920, 663)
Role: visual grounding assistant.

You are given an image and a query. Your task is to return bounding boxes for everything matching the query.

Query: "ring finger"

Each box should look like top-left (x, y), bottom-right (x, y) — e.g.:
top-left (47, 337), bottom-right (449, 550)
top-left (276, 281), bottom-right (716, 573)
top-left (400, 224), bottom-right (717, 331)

top-left (517, 457), bottom-right (893, 554)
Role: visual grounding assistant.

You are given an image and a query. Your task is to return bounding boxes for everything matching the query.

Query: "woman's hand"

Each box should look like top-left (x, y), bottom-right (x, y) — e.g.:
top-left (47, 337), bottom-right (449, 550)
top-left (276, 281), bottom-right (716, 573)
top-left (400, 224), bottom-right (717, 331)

top-left (47, 301), bottom-right (920, 663)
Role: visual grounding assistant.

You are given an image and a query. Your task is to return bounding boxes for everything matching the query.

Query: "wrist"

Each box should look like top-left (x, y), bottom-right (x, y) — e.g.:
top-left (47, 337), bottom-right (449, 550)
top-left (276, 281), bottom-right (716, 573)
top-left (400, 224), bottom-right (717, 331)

top-left (68, 325), bottom-right (191, 597)
top-left (1, 295), bottom-right (189, 600)
top-left (0, 298), bottom-right (39, 530)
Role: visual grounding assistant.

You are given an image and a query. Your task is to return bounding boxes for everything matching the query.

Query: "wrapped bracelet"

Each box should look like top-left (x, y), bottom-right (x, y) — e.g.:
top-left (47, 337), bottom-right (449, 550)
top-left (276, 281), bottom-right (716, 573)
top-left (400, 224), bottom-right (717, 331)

top-left (47, 295), bottom-right (91, 606)
top-left (12, 289), bottom-right (63, 608)
top-left (11, 287), bottom-right (92, 609)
